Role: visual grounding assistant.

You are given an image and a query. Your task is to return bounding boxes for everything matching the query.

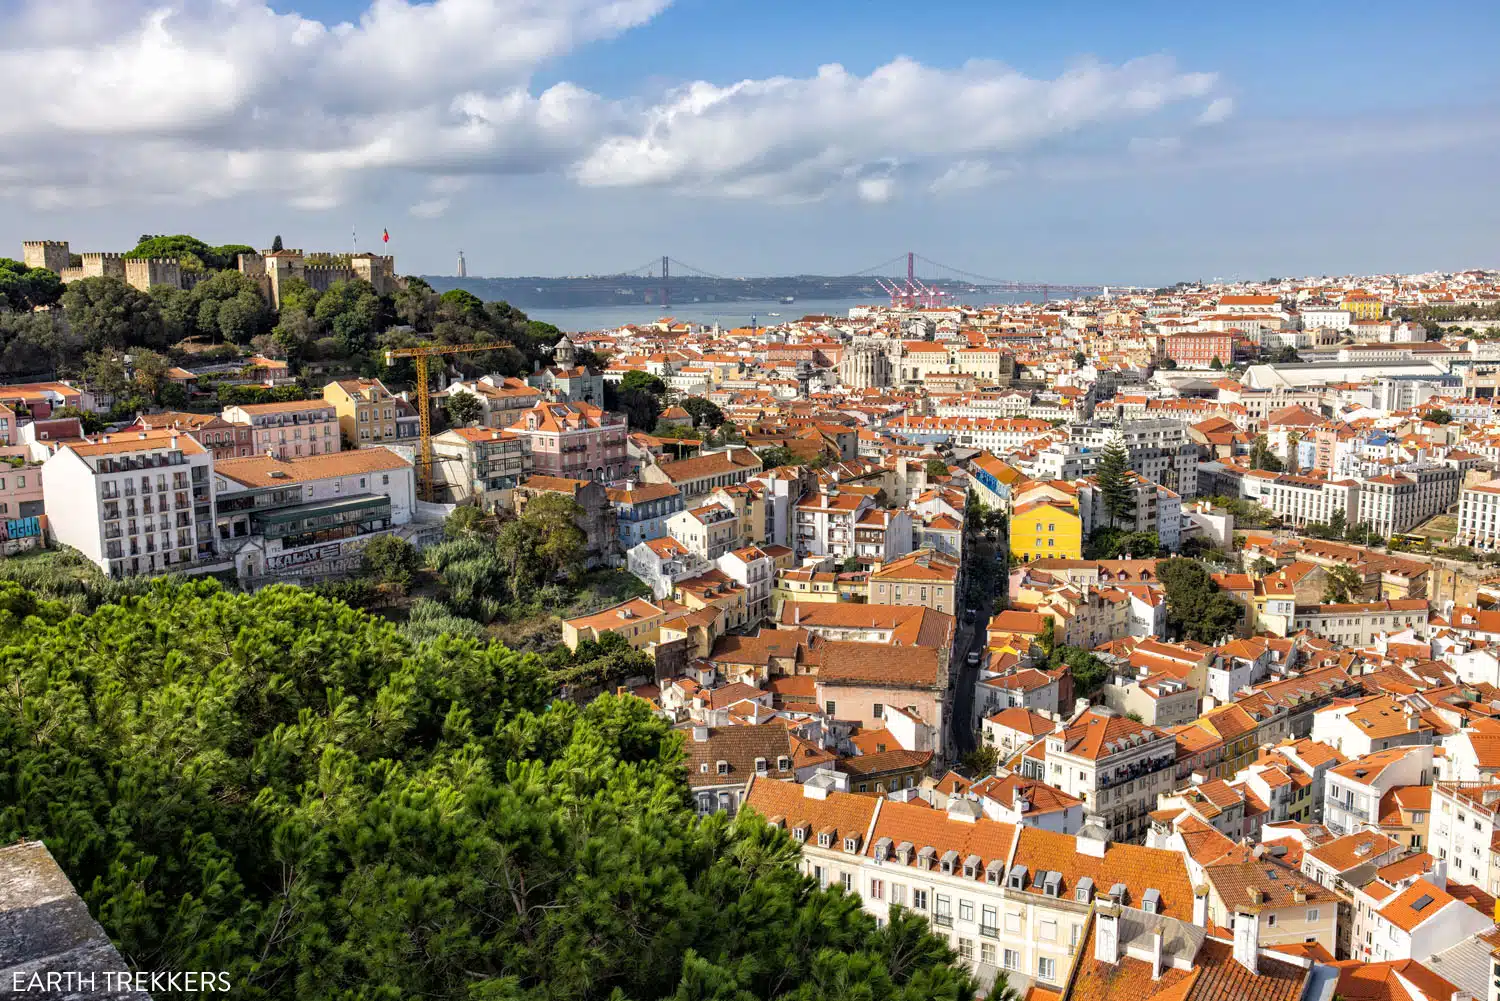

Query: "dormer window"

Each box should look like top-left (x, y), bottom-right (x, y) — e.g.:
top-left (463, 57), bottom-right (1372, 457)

top-left (716, 760), bottom-right (729, 776)
top-left (843, 835), bottom-right (862, 854)
top-left (1075, 876), bottom-right (1094, 903)
top-left (1007, 865), bottom-right (1028, 890)
top-left (817, 831), bottom-right (834, 849)
top-left (986, 860), bottom-right (1004, 885)
top-left (792, 824), bottom-right (810, 842)
top-left (777, 756), bottom-right (792, 771)
top-left (754, 757), bottom-right (767, 774)
top-left (699, 763), bottom-right (709, 773)
top-left (896, 841), bottom-right (914, 865)
top-left (1142, 888), bottom-right (1161, 915)
top-left (918, 846), bottom-right (937, 871)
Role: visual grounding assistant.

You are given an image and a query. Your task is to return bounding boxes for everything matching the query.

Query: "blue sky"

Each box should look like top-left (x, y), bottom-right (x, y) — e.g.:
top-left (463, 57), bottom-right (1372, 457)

top-left (1, 0), bottom-right (1498, 285)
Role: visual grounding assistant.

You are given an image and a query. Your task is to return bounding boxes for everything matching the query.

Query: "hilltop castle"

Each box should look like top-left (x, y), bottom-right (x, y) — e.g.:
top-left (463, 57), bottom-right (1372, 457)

top-left (22, 240), bottom-right (401, 306)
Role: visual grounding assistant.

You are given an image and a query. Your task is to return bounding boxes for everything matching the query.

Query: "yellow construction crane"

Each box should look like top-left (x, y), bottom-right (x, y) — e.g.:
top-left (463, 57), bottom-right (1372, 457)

top-left (384, 341), bottom-right (514, 502)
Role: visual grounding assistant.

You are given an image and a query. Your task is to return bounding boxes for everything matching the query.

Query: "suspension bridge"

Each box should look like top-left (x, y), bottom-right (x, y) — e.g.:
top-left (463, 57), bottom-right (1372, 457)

top-left (429, 252), bottom-right (1133, 311)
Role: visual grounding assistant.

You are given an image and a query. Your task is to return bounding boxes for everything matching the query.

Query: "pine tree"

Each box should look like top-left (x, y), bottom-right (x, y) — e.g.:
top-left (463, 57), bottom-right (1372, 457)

top-left (1095, 437), bottom-right (1134, 529)
top-left (271, 234), bottom-right (283, 252)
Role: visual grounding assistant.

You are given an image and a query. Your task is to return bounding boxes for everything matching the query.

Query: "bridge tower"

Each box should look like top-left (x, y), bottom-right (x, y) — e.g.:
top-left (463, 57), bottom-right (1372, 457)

top-left (661, 256), bottom-right (670, 308)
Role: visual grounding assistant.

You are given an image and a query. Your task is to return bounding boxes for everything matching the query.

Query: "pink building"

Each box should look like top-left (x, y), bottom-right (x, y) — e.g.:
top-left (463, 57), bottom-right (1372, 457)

top-left (504, 401), bottom-right (628, 482)
top-left (223, 400), bottom-right (342, 459)
top-left (0, 404), bottom-right (44, 520)
top-left (813, 640), bottom-right (946, 745)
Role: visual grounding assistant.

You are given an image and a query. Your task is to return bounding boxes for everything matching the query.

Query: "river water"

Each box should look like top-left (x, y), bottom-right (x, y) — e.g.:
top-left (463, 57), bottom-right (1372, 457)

top-left (522, 293), bottom-right (1039, 333)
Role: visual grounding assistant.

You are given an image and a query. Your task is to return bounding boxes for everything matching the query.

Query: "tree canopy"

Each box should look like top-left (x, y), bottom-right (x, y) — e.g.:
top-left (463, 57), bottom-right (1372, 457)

top-left (1157, 556), bottom-right (1244, 644)
top-left (127, 234), bottom-right (255, 272)
top-left (0, 257), bottom-right (63, 311)
top-left (1094, 438), bottom-right (1134, 529)
top-left (0, 580), bottom-right (976, 1001)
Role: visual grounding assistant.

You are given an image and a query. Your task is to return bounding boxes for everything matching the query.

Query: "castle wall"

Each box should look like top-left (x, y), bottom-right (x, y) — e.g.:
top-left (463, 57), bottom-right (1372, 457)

top-left (123, 258), bottom-right (182, 292)
top-left (80, 253), bottom-right (126, 281)
top-left (21, 241), bottom-right (69, 273)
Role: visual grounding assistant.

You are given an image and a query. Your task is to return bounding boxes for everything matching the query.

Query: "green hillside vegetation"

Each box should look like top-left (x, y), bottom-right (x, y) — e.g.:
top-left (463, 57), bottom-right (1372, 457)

top-left (0, 234), bottom-right (581, 415)
top-left (0, 580), bottom-right (976, 1001)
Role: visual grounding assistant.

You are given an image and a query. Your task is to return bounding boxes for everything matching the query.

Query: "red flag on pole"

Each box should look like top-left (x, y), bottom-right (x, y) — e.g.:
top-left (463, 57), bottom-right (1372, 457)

top-left (382, 228), bottom-right (390, 243)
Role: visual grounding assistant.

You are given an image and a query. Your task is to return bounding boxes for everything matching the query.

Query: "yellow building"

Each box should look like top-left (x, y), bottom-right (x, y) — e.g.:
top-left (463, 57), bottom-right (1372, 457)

top-left (1339, 291), bottom-right (1383, 321)
top-left (1010, 498), bottom-right (1082, 561)
top-left (323, 377), bottom-right (400, 446)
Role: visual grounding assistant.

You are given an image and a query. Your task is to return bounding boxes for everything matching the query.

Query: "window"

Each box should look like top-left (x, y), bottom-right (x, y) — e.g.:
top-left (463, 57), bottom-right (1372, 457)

top-left (1004, 912), bottom-right (1022, 933)
top-left (1040, 919), bottom-right (1057, 941)
top-left (825, 701), bottom-right (836, 715)
top-left (1307, 908), bottom-right (1320, 922)
top-left (958, 939), bottom-right (973, 961)
top-left (1038, 958), bottom-right (1056, 982)
top-left (891, 884), bottom-right (906, 906)
top-left (959, 900), bottom-right (974, 923)
top-left (1266, 913), bottom-right (1277, 927)
top-left (841, 872), bottom-right (852, 891)
top-left (870, 879), bottom-right (884, 900)
top-left (912, 889), bottom-right (928, 910)
top-left (1000, 948), bottom-right (1016, 969)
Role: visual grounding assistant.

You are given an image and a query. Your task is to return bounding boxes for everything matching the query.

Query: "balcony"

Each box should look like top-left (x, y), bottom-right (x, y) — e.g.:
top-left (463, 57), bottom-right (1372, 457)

top-left (979, 925), bottom-right (999, 939)
top-left (932, 913), bottom-right (953, 929)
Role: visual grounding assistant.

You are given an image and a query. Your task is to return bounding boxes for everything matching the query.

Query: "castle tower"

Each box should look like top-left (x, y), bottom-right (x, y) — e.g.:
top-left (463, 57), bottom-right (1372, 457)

top-left (456, 251), bottom-right (467, 278)
top-left (21, 241), bottom-right (70, 273)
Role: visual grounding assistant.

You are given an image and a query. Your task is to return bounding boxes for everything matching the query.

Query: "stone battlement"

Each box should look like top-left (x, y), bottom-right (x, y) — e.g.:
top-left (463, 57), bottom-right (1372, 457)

top-left (81, 252), bottom-right (125, 261)
top-left (21, 240), bottom-right (67, 247)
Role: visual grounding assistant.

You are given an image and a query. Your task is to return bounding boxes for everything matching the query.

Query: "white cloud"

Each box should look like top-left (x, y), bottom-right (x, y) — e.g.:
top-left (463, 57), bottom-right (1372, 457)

top-left (1198, 97), bottom-right (1234, 124)
top-left (0, 1), bottom-right (1225, 209)
top-left (573, 56), bottom-right (1220, 201)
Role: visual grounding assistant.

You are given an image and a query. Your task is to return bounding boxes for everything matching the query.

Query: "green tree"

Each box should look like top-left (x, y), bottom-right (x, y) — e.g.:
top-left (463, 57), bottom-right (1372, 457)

top-left (271, 234), bottom-right (283, 252)
top-left (360, 534), bottom-right (422, 591)
top-left (680, 396), bottom-right (725, 429)
top-left (1427, 408), bottom-right (1454, 425)
top-left (1250, 556), bottom-right (1277, 576)
top-left (1157, 556), bottom-right (1243, 643)
top-left (620, 370), bottom-right (667, 396)
top-left (520, 493), bottom-right (589, 584)
top-left (1210, 356), bottom-right (1224, 370)
top-left (962, 744), bottom-right (1000, 776)
top-left (1248, 434), bottom-right (1283, 472)
top-left (445, 388), bottom-right (484, 426)
top-left (1095, 437), bottom-right (1134, 529)
top-left (615, 388), bottom-right (663, 431)
top-left (444, 503), bottom-right (488, 539)
top-left (61, 277), bottom-right (166, 351)
top-left (129, 348), bottom-right (172, 398)
top-left (925, 458), bottom-right (950, 479)
top-left (0, 257), bottom-right (63, 311)
top-left (1321, 564), bottom-right (1365, 604)
top-left (0, 581), bottom-right (976, 1000)
top-left (756, 446), bottom-right (796, 469)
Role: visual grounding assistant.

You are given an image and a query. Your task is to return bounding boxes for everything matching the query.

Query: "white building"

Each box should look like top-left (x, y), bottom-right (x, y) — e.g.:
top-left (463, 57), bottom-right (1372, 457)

top-left (1018, 707), bottom-right (1176, 843)
top-left (211, 448), bottom-right (416, 580)
top-left (42, 428), bottom-right (217, 577)
top-left (745, 776), bottom-right (1198, 995)
top-left (717, 545), bottom-right (774, 624)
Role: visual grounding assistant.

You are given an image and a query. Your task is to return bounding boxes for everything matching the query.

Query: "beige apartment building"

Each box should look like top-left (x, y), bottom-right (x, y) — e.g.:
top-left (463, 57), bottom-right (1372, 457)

top-left (869, 548), bottom-right (961, 616)
top-left (323, 378), bottom-right (401, 445)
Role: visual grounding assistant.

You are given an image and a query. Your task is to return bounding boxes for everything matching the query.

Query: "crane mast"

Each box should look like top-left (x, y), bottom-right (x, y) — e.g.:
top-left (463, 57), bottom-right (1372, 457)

top-left (384, 341), bottom-right (514, 502)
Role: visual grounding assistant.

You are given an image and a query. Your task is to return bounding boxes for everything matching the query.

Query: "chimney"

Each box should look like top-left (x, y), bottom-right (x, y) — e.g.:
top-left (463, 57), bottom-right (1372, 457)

top-left (1232, 910), bottom-right (1260, 974)
top-left (1094, 898), bottom-right (1121, 965)
top-left (692, 726), bottom-right (709, 742)
top-left (794, 605), bottom-right (801, 625)
top-left (1430, 856), bottom-right (1448, 889)
top-left (1192, 885), bottom-right (1209, 927)
top-left (1151, 929), bottom-right (1165, 981)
